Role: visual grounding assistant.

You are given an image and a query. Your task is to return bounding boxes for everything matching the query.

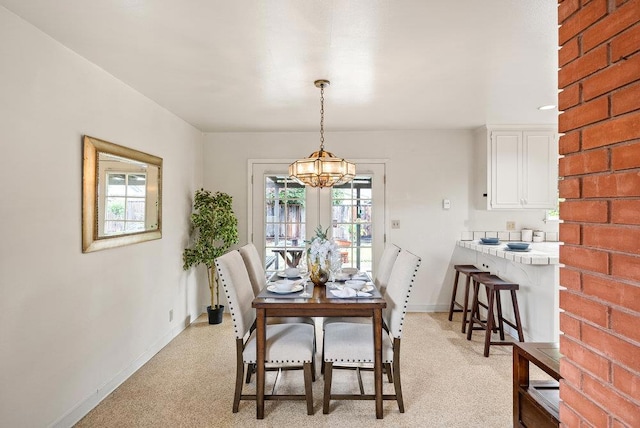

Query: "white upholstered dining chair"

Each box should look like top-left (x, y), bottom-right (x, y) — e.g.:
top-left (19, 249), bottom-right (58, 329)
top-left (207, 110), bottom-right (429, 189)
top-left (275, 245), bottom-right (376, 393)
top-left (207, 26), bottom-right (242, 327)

top-left (375, 243), bottom-right (401, 294)
top-left (322, 249), bottom-right (421, 414)
top-left (215, 250), bottom-right (316, 415)
top-left (322, 243), bottom-right (401, 328)
top-left (239, 242), bottom-right (316, 327)
top-left (238, 242), bottom-right (317, 384)
top-left (238, 242), bottom-right (269, 296)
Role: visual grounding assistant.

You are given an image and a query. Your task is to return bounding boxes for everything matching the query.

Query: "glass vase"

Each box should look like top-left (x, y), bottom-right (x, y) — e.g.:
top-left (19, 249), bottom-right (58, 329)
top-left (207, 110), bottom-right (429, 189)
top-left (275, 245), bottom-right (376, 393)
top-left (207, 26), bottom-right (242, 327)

top-left (309, 256), bottom-right (329, 287)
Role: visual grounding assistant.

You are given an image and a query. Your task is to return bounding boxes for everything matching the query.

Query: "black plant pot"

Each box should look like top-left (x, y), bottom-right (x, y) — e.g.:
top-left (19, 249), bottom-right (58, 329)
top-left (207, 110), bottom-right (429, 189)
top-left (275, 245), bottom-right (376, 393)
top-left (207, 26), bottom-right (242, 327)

top-left (207, 305), bottom-right (224, 325)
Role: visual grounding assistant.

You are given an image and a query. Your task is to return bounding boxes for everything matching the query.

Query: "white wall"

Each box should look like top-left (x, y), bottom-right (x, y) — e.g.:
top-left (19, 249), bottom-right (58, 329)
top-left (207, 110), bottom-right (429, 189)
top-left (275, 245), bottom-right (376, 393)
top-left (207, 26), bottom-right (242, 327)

top-left (203, 130), bottom-right (557, 312)
top-left (0, 8), bottom-right (204, 427)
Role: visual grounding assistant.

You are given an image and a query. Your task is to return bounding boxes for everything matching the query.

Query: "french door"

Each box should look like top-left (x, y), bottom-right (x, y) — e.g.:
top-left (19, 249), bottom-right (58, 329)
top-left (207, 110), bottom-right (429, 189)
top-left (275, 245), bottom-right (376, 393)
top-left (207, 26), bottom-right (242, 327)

top-left (250, 161), bottom-right (385, 278)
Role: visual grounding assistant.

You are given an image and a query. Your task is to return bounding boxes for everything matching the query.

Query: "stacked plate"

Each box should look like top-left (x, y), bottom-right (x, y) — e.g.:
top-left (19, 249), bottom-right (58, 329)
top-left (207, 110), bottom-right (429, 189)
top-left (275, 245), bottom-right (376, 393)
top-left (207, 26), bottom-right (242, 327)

top-left (480, 237), bottom-right (500, 245)
top-left (506, 242), bottom-right (531, 252)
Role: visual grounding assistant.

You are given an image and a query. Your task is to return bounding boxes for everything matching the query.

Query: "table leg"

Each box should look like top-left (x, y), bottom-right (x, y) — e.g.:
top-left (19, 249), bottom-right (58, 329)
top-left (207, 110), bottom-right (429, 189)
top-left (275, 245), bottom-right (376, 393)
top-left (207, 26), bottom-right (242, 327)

top-left (373, 308), bottom-right (384, 419)
top-left (256, 308), bottom-right (266, 419)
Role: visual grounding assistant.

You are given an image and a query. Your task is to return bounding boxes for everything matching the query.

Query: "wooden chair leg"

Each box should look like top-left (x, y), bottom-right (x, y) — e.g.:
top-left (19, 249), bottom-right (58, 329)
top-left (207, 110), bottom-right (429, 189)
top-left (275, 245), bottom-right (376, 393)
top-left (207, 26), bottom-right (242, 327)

top-left (483, 290), bottom-right (496, 357)
top-left (245, 363), bottom-right (254, 384)
top-left (233, 339), bottom-right (244, 413)
top-left (356, 367), bottom-right (365, 395)
top-left (384, 363), bottom-right (393, 383)
top-left (304, 362), bottom-right (314, 415)
top-left (392, 340), bottom-right (404, 412)
top-left (495, 291), bottom-right (505, 340)
top-left (511, 290), bottom-right (525, 342)
top-left (323, 362), bottom-right (333, 414)
top-left (448, 271), bottom-right (461, 321)
top-left (312, 354), bottom-right (316, 382)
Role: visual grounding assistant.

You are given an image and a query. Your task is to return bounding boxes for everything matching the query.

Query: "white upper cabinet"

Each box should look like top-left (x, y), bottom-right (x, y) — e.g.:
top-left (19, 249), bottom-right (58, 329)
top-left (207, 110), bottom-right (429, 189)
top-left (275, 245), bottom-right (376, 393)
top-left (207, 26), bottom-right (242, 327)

top-left (487, 129), bottom-right (558, 210)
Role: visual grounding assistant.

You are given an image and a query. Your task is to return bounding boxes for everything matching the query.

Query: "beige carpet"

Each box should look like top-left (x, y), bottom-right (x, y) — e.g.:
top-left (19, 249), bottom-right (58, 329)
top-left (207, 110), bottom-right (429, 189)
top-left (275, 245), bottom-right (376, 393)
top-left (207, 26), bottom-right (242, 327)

top-left (76, 312), bottom-right (543, 427)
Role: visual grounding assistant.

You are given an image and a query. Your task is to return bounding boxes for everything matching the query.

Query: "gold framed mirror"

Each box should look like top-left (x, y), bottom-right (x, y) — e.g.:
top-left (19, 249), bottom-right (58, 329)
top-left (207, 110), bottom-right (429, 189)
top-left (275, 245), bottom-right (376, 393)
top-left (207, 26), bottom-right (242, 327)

top-left (82, 135), bottom-right (162, 253)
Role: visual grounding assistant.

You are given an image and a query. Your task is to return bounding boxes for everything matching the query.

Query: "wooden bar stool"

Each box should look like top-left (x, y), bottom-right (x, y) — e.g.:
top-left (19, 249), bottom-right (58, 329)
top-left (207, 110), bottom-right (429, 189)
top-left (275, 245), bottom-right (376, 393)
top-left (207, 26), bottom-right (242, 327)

top-left (448, 265), bottom-right (485, 333)
top-left (466, 273), bottom-right (525, 357)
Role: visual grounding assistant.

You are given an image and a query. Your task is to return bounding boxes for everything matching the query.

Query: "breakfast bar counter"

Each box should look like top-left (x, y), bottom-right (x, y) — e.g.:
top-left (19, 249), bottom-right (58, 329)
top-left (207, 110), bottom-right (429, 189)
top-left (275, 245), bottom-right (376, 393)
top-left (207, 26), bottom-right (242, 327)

top-left (456, 240), bottom-right (560, 265)
top-left (452, 241), bottom-right (560, 342)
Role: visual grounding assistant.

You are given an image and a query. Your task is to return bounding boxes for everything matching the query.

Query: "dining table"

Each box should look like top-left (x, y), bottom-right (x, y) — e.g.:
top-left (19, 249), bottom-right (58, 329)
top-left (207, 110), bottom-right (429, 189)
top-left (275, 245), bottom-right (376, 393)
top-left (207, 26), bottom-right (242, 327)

top-left (252, 279), bottom-right (387, 419)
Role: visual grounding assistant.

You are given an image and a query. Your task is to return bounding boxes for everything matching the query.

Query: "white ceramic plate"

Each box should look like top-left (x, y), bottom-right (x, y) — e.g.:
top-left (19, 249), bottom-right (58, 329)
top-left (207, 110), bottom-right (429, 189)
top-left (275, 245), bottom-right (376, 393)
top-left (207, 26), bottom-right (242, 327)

top-left (360, 285), bottom-right (374, 293)
top-left (277, 271), bottom-right (301, 278)
top-left (267, 284), bottom-right (304, 294)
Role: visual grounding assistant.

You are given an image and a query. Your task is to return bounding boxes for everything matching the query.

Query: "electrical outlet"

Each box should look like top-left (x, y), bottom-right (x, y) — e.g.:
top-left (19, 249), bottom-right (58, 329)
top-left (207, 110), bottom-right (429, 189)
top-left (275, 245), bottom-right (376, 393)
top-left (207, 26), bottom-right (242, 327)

top-left (506, 221), bottom-right (516, 231)
top-left (391, 220), bottom-right (400, 229)
top-left (169, 309), bottom-right (174, 322)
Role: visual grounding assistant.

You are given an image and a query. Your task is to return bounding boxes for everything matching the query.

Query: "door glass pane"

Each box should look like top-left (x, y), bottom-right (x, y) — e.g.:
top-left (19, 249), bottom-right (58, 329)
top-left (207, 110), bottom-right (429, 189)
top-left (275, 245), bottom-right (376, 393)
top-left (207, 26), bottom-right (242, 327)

top-left (264, 175), bottom-right (306, 275)
top-left (331, 176), bottom-right (373, 273)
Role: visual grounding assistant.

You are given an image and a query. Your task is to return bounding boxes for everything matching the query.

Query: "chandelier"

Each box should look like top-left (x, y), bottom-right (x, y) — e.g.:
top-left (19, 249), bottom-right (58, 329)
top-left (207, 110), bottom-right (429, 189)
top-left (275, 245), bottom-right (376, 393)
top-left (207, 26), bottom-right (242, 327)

top-left (289, 80), bottom-right (356, 188)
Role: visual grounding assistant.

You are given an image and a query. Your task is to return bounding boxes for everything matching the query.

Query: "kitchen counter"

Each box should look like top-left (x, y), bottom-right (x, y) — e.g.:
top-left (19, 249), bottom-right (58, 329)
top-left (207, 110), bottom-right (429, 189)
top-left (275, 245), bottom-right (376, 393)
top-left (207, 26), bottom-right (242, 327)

top-left (452, 241), bottom-right (560, 342)
top-left (456, 241), bottom-right (560, 265)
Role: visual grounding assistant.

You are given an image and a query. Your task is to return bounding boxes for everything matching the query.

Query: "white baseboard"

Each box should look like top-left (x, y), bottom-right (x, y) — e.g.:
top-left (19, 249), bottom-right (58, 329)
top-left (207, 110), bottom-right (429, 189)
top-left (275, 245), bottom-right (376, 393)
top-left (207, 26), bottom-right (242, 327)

top-left (51, 315), bottom-right (194, 428)
top-left (407, 304), bottom-right (450, 312)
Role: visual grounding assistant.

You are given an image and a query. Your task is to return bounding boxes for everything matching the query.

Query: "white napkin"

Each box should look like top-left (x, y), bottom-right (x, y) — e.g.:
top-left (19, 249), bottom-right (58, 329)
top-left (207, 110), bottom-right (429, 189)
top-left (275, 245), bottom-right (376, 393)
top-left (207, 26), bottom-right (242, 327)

top-left (330, 287), bottom-right (372, 298)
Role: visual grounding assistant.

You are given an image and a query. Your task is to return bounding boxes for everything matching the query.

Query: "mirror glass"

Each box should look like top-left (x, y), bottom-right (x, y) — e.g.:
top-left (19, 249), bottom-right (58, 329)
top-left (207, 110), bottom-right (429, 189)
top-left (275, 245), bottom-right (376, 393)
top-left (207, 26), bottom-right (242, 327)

top-left (83, 136), bottom-right (162, 252)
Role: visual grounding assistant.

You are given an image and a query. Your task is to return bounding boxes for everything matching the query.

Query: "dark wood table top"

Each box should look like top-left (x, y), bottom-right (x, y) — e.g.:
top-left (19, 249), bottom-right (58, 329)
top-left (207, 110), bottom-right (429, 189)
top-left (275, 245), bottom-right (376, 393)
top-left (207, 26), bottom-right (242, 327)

top-left (253, 284), bottom-right (386, 314)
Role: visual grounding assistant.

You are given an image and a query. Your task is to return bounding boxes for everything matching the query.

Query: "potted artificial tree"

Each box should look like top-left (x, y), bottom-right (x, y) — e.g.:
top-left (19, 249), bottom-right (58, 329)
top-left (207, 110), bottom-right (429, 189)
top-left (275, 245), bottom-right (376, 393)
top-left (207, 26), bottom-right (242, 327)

top-left (183, 189), bottom-right (238, 324)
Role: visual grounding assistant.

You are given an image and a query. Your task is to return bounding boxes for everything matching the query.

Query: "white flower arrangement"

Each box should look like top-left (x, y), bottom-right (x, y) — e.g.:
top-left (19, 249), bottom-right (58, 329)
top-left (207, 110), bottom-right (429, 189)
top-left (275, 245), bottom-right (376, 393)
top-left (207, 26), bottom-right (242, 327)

top-left (307, 226), bottom-right (342, 270)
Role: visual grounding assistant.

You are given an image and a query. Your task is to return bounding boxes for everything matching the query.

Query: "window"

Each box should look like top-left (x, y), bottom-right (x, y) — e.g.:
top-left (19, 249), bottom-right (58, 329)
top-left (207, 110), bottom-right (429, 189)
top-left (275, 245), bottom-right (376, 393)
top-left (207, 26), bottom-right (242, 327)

top-left (104, 172), bottom-right (146, 235)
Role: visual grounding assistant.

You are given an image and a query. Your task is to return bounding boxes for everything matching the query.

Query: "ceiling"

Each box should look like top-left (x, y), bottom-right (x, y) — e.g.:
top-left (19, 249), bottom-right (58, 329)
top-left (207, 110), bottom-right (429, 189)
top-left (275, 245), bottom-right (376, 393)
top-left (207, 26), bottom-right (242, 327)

top-left (0, 0), bottom-right (559, 132)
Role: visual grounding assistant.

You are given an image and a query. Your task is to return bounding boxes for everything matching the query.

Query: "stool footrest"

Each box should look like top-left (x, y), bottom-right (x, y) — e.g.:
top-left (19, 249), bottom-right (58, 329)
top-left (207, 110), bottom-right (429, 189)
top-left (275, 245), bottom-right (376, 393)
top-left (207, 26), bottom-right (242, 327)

top-left (501, 318), bottom-right (519, 331)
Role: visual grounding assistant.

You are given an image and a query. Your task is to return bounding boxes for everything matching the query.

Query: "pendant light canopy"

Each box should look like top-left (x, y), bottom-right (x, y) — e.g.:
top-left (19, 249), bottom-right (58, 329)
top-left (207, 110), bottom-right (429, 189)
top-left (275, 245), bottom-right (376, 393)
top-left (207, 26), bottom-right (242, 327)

top-left (289, 80), bottom-right (356, 188)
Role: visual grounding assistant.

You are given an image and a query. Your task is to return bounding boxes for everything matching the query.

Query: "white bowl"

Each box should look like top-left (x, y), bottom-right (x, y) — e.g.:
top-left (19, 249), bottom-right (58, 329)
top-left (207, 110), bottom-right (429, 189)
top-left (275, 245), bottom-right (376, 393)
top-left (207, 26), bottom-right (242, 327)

top-left (284, 267), bottom-right (300, 277)
top-left (344, 280), bottom-right (366, 290)
top-left (341, 267), bottom-right (358, 276)
top-left (335, 273), bottom-right (350, 281)
top-left (275, 280), bottom-right (295, 291)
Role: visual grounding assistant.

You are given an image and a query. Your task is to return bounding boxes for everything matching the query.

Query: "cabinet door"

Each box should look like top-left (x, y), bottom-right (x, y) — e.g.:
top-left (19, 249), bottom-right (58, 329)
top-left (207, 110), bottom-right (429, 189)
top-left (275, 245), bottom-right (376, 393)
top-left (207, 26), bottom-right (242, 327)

top-left (490, 131), bottom-right (522, 209)
top-left (522, 132), bottom-right (557, 209)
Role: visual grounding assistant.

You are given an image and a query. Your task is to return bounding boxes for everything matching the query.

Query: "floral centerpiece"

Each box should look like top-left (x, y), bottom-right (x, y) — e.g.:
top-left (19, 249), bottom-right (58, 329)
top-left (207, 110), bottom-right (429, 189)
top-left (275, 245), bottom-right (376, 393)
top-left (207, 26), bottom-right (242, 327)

top-left (306, 226), bottom-right (342, 287)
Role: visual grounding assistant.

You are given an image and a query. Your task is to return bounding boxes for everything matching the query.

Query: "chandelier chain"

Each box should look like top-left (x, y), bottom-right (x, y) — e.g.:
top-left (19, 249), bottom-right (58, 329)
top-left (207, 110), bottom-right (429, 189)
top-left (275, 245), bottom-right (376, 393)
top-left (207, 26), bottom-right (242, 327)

top-left (319, 83), bottom-right (325, 151)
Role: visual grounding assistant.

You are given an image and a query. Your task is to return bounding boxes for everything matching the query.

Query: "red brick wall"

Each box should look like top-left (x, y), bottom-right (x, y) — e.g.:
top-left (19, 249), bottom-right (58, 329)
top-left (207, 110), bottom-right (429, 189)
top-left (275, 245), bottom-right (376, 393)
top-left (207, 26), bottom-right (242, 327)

top-left (558, 0), bottom-right (640, 426)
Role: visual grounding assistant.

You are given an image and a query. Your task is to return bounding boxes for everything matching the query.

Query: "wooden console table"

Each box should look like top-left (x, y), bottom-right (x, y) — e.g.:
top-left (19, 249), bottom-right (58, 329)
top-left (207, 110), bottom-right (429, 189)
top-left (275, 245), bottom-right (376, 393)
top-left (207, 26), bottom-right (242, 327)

top-left (513, 342), bottom-right (562, 428)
